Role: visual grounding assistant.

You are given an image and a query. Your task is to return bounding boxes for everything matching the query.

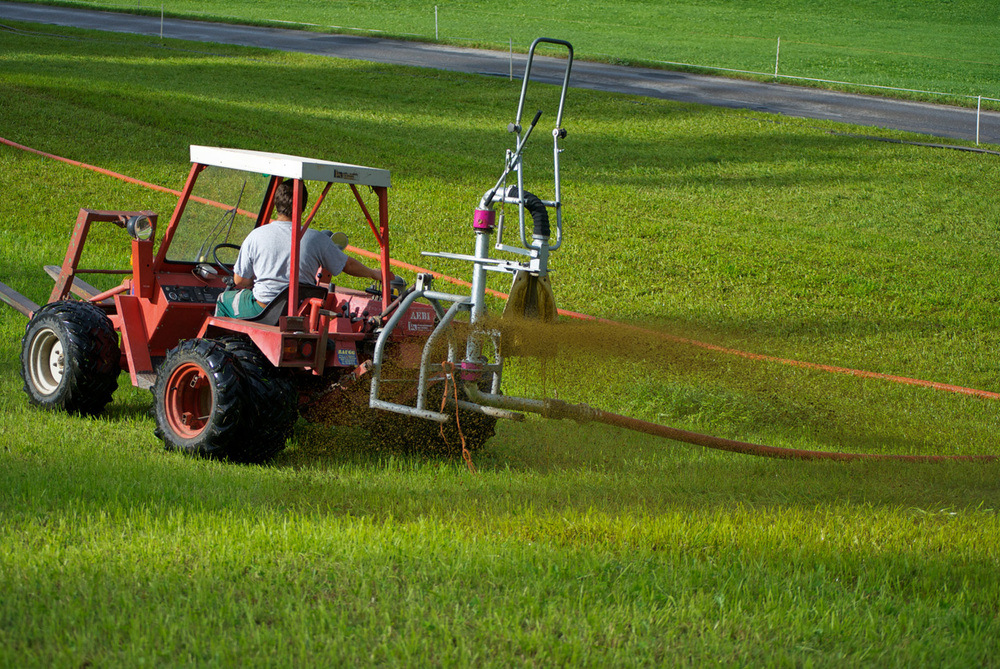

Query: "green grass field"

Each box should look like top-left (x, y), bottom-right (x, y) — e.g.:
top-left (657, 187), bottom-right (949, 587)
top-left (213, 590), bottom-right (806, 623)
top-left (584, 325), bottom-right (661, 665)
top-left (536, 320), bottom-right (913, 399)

top-left (15, 0), bottom-right (1000, 102)
top-left (1, 18), bottom-right (999, 667)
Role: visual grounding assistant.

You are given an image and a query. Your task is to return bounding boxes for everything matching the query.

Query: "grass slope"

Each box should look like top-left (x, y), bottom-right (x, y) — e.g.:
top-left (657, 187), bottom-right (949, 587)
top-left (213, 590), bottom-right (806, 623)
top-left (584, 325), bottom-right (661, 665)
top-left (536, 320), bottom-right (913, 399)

top-left (15, 0), bottom-right (1000, 101)
top-left (1, 20), bottom-right (998, 667)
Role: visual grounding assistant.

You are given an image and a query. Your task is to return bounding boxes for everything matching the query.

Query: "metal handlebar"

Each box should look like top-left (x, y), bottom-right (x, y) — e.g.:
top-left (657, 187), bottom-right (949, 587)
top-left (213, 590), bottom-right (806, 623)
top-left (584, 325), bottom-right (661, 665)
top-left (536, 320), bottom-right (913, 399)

top-left (513, 38), bottom-right (574, 131)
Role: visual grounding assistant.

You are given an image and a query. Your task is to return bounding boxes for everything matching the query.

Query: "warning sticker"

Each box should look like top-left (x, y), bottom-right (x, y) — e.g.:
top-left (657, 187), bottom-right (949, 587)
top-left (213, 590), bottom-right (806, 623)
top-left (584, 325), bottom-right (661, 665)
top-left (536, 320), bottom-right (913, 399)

top-left (336, 347), bottom-right (358, 366)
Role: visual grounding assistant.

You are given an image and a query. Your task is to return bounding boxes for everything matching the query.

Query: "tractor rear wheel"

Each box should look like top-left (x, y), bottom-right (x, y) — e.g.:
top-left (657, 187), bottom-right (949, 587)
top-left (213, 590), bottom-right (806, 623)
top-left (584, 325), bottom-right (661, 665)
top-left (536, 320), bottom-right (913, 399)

top-left (20, 300), bottom-right (120, 415)
top-left (153, 339), bottom-right (252, 460)
top-left (219, 336), bottom-right (298, 462)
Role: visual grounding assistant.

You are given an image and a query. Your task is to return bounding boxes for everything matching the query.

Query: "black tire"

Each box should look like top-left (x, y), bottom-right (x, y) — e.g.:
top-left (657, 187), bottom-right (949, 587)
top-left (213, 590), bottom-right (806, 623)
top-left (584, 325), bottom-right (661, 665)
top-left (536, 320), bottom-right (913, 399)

top-left (20, 300), bottom-right (120, 415)
top-left (152, 339), bottom-right (252, 460)
top-left (219, 336), bottom-right (297, 462)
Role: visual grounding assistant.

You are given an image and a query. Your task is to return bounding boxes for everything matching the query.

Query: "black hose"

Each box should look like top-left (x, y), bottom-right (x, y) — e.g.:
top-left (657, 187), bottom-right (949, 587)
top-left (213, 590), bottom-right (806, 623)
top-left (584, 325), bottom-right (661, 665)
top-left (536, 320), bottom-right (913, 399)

top-left (507, 187), bottom-right (550, 239)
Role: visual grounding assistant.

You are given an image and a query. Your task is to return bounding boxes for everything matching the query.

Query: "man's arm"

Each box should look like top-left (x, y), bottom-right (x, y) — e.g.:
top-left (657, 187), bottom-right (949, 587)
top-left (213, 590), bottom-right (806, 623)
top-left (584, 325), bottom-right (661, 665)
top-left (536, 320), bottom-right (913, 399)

top-left (342, 257), bottom-right (395, 284)
top-left (233, 273), bottom-right (253, 289)
top-left (232, 242), bottom-right (254, 289)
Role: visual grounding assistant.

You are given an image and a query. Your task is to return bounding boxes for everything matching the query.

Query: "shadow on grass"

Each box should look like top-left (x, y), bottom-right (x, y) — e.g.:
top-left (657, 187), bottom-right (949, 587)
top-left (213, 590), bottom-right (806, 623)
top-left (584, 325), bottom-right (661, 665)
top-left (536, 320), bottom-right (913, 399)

top-left (2, 394), bottom-right (998, 529)
top-left (218, 412), bottom-right (1000, 513)
top-left (101, 394), bottom-right (154, 422)
top-left (1, 24), bottom-right (879, 195)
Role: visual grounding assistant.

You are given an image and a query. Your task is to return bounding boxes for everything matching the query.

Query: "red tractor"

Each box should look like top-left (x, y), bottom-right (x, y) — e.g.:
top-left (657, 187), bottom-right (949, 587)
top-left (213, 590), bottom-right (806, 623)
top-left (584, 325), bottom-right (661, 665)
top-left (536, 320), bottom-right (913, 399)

top-left (1, 38), bottom-right (575, 462)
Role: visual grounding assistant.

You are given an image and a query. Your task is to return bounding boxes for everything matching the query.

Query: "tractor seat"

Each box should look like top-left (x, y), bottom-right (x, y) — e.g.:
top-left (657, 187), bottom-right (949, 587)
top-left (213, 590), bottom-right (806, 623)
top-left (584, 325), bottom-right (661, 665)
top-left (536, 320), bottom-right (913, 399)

top-left (247, 283), bottom-right (328, 327)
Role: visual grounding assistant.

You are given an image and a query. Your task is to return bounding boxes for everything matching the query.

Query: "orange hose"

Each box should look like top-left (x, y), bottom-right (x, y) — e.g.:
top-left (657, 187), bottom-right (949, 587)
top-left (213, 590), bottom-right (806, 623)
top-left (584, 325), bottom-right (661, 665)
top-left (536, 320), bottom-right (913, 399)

top-left (0, 136), bottom-right (183, 196)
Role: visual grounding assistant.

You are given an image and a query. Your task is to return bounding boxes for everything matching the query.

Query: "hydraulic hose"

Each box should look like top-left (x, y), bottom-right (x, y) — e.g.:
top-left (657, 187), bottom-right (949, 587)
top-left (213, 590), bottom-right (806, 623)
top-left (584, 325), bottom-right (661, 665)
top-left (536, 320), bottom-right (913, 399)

top-left (505, 186), bottom-right (550, 238)
top-left (591, 407), bottom-right (996, 462)
top-left (463, 385), bottom-right (997, 463)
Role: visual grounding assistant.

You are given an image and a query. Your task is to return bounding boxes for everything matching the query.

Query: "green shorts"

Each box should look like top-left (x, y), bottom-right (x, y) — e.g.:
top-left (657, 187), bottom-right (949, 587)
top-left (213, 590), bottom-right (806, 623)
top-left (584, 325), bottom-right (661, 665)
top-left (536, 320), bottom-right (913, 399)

top-left (214, 289), bottom-right (265, 319)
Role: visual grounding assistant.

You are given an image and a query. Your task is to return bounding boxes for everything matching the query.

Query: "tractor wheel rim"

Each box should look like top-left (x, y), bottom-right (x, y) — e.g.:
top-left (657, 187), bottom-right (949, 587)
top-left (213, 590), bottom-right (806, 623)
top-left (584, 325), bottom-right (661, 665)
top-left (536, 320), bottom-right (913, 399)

top-left (165, 362), bottom-right (212, 439)
top-left (28, 327), bottom-right (64, 395)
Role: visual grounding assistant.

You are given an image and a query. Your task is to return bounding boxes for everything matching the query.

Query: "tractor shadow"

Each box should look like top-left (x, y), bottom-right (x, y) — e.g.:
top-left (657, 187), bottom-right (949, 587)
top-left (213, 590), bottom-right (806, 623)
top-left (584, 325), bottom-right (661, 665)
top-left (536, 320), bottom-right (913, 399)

top-left (250, 415), bottom-right (1000, 521)
top-left (276, 419), bottom-right (490, 470)
top-left (457, 418), bottom-right (1000, 514)
top-left (101, 397), bottom-right (155, 422)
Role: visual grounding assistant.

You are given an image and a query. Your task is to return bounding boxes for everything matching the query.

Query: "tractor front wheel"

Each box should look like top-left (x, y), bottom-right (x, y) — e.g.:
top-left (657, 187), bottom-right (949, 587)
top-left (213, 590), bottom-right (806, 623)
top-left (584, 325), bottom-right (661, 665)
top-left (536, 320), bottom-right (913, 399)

top-left (219, 336), bottom-right (298, 462)
top-left (153, 339), bottom-right (251, 460)
top-left (20, 300), bottom-right (120, 415)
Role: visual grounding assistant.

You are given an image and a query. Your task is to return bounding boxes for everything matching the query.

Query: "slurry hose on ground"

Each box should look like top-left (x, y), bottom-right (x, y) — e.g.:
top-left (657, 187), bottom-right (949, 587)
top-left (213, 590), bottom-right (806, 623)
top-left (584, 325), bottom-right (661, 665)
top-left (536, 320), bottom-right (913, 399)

top-left (463, 385), bottom-right (997, 463)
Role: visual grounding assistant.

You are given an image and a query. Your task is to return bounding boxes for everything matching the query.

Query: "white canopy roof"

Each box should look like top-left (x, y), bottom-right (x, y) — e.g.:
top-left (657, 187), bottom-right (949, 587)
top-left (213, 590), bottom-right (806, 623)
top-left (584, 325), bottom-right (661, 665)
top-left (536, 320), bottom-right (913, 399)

top-left (189, 145), bottom-right (391, 188)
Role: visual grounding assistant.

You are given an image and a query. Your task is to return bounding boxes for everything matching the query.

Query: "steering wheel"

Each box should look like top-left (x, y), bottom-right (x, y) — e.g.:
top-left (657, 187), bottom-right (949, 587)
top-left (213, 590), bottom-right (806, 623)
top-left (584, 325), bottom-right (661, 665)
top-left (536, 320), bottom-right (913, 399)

top-left (364, 275), bottom-right (408, 300)
top-left (212, 242), bottom-right (241, 277)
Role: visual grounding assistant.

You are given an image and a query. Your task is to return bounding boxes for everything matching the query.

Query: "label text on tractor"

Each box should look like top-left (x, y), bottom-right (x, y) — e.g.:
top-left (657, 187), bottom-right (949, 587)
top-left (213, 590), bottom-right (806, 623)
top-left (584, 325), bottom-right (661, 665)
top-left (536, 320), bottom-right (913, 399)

top-left (407, 310), bottom-right (434, 333)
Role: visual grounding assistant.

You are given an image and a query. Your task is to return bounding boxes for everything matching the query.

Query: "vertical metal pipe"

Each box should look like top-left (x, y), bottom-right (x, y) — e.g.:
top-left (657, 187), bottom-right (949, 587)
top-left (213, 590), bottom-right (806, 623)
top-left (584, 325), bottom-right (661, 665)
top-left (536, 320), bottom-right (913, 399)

top-left (465, 226), bottom-right (492, 361)
top-left (418, 300), bottom-right (467, 410)
top-left (774, 36), bottom-right (781, 79)
top-left (977, 95), bottom-right (982, 146)
top-left (287, 179), bottom-right (303, 319)
top-left (550, 129), bottom-right (563, 251)
top-left (377, 186), bottom-right (391, 312)
top-left (468, 230), bottom-right (491, 324)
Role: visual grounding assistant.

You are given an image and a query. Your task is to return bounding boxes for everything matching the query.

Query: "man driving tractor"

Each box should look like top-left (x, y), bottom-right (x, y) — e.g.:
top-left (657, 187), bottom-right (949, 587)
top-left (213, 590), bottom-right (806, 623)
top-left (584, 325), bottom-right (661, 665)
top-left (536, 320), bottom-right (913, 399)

top-left (215, 179), bottom-right (394, 319)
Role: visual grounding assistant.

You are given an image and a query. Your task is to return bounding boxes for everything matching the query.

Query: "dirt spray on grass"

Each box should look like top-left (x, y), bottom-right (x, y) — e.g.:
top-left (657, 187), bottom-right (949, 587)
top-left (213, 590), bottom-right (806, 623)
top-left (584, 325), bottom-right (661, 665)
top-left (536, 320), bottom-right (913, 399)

top-left (479, 316), bottom-right (1000, 460)
top-left (299, 313), bottom-right (999, 461)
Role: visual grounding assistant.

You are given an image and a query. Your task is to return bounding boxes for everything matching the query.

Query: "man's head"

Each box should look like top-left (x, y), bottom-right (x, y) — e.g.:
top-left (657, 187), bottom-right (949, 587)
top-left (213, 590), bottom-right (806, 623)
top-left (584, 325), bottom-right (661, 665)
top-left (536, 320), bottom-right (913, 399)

top-left (273, 180), bottom-right (308, 219)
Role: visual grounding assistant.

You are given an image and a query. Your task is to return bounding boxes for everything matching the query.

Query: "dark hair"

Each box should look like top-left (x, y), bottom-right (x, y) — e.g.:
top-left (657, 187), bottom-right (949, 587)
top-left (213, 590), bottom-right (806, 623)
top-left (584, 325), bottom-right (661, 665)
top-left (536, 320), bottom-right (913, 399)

top-left (273, 180), bottom-right (308, 219)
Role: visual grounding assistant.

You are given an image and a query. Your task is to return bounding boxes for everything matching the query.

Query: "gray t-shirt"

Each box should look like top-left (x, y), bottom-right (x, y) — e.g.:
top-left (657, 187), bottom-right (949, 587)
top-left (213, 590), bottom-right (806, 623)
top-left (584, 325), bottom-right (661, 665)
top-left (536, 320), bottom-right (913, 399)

top-left (234, 221), bottom-right (349, 303)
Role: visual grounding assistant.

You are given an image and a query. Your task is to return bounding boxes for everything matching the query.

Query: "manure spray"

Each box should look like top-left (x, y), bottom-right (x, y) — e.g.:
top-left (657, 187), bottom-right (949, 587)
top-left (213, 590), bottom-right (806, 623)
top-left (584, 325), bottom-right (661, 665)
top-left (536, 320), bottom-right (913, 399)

top-left (482, 317), bottom-right (999, 463)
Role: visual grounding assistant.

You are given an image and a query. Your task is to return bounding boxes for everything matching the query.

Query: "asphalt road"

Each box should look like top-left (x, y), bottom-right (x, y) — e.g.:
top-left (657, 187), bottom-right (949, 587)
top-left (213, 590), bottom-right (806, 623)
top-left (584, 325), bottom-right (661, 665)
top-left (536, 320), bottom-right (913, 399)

top-left (2, 1), bottom-right (998, 145)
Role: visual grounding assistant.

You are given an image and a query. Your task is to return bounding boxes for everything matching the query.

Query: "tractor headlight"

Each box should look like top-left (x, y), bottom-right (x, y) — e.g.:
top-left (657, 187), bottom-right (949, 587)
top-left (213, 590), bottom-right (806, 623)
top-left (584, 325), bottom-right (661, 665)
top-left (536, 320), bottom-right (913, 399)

top-left (329, 231), bottom-right (349, 251)
top-left (126, 215), bottom-right (154, 241)
top-left (322, 230), bottom-right (349, 250)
